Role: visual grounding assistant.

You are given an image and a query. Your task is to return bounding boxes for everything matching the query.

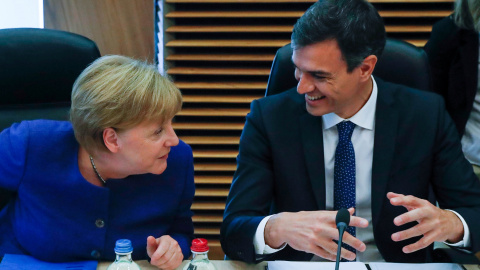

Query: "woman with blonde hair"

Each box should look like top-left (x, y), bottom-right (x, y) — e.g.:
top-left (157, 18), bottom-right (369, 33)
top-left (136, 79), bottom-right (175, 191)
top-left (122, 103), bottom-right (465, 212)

top-left (424, 0), bottom-right (480, 180)
top-left (0, 55), bottom-right (194, 270)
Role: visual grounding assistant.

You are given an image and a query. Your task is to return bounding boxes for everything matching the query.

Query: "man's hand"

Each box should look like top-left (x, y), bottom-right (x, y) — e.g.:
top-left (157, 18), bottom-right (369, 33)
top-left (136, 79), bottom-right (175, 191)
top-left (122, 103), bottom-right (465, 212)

top-left (146, 235), bottom-right (183, 270)
top-left (264, 208), bottom-right (368, 261)
top-left (387, 192), bottom-right (464, 253)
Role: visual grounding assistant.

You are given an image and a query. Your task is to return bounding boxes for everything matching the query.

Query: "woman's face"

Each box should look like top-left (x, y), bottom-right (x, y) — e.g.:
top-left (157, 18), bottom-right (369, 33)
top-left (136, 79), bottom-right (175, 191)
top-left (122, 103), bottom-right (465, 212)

top-left (115, 118), bottom-right (179, 176)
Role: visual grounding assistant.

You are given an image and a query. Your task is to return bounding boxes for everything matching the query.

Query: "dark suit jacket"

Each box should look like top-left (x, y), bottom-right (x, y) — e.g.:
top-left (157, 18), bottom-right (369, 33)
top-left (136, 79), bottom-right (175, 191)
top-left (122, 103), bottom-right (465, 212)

top-left (220, 77), bottom-right (480, 263)
top-left (424, 16), bottom-right (479, 136)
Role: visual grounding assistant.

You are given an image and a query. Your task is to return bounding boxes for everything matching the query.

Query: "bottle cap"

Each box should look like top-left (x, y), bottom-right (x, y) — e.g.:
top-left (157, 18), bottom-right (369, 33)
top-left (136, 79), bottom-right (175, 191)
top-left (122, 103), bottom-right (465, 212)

top-left (114, 239), bottom-right (133, 254)
top-left (191, 238), bottom-right (209, 252)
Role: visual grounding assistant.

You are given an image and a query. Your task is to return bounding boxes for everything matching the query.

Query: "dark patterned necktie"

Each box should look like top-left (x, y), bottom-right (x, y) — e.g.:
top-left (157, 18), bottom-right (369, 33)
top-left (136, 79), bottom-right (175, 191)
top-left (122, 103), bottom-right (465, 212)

top-left (334, 121), bottom-right (356, 258)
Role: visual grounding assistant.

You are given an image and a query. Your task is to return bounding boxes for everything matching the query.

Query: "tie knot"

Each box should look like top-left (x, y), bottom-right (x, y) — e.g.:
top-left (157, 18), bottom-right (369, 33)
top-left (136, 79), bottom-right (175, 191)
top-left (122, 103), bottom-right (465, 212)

top-left (337, 121), bottom-right (356, 141)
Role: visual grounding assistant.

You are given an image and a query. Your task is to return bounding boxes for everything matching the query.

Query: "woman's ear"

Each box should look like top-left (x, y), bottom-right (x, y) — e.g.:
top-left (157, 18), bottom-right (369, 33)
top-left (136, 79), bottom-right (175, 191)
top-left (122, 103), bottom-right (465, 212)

top-left (359, 55), bottom-right (378, 82)
top-left (103, 128), bottom-right (120, 153)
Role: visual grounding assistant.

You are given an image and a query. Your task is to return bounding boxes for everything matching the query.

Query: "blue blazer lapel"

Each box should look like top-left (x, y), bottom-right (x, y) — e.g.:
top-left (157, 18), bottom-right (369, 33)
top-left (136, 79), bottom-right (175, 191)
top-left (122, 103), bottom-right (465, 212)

top-left (299, 112), bottom-right (326, 210)
top-left (372, 78), bottom-right (399, 230)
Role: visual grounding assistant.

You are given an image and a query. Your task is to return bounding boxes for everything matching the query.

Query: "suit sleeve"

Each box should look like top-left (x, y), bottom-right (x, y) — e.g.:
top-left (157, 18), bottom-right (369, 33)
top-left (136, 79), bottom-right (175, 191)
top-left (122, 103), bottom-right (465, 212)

top-left (431, 97), bottom-right (480, 253)
top-left (167, 142), bottom-right (195, 259)
top-left (220, 99), bottom-right (277, 263)
top-left (0, 122), bottom-right (29, 191)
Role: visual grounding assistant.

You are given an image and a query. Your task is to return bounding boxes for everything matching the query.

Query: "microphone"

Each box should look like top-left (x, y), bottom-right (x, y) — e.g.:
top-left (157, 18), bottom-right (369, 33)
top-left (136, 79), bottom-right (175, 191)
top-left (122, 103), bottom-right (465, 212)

top-left (335, 208), bottom-right (350, 270)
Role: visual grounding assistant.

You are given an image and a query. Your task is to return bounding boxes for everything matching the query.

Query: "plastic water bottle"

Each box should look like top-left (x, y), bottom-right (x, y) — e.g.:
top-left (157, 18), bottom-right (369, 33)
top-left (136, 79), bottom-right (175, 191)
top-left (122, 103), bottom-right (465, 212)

top-left (183, 238), bottom-right (216, 270)
top-left (107, 239), bottom-right (141, 270)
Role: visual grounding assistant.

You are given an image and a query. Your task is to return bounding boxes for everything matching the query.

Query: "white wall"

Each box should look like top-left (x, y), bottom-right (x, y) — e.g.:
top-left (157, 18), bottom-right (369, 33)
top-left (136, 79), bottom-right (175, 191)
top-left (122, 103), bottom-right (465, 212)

top-left (0, 0), bottom-right (43, 29)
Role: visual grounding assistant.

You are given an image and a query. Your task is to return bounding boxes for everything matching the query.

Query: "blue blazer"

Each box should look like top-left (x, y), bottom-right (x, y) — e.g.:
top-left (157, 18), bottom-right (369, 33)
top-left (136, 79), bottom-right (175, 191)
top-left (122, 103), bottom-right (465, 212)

top-left (220, 77), bottom-right (480, 263)
top-left (0, 120), bottom-right (195, 262)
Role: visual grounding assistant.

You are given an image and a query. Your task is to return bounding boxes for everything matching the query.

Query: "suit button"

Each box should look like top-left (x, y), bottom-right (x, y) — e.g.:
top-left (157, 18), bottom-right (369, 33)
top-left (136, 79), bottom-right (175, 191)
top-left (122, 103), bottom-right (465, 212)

top-left (91, 250), bottom-right (101, 259)
top-left (95, 219), bottom-right (105, 228)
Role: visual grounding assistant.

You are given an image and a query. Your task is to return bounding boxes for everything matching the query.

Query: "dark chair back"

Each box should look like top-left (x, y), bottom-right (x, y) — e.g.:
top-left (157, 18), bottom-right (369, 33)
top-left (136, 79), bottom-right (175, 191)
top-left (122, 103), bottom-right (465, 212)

top-left (0, 28), bottom-right (101, 209)
top-left (265, 38), bottom-right (431, 96)
top-left (0, 28), bottom-right (101, 131)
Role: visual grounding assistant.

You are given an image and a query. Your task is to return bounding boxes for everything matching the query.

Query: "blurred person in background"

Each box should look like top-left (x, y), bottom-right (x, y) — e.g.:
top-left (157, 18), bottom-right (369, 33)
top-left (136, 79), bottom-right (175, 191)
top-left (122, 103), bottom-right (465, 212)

top-left (424, 0), bottom-right (480, 180)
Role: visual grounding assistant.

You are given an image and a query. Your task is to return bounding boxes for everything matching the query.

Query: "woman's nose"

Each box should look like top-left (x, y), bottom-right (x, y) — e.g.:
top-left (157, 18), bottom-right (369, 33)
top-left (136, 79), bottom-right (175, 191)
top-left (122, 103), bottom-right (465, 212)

top-left (166, 126), bottom-right (179, 147)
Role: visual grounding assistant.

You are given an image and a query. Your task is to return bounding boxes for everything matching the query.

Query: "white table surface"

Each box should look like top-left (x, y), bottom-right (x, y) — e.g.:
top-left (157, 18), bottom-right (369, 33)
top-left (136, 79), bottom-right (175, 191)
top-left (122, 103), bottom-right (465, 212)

top-left (97, 260), bottom-right (268, 269)
top-left (96, 260), bottom-right (479, 270)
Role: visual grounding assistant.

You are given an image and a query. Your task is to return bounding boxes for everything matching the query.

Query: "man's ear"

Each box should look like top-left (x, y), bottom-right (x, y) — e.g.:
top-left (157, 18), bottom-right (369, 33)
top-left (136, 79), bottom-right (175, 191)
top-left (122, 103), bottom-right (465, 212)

top-left (103, 128), bottom-right (120, 153)
top-left (359, 55), bottom-right (377, 82)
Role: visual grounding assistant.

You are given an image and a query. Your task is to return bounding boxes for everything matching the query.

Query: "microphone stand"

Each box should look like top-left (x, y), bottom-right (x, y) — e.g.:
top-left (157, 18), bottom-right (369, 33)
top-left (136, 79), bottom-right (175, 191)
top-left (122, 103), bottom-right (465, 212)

top-left (335, 208), bottom-right (350, 270)
top-left (335, 222), bottom-right (347, 270)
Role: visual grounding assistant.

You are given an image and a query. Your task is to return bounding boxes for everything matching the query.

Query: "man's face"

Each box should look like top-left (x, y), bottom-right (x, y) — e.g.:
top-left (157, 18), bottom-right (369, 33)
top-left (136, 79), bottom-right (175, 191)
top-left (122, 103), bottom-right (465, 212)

top-left (292, 39), bottom-right (372, 119)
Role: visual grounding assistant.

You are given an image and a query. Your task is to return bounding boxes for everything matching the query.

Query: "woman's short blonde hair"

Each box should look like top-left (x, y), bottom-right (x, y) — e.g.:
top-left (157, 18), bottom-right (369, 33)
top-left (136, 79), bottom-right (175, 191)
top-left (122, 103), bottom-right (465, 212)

top-left (70, 55), bottom-right (182, 152)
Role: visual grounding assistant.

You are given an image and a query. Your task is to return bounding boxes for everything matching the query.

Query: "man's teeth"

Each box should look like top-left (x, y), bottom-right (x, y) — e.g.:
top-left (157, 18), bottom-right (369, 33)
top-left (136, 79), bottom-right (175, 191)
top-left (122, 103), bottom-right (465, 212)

top-left (307, 95), bottom-right (324, 101)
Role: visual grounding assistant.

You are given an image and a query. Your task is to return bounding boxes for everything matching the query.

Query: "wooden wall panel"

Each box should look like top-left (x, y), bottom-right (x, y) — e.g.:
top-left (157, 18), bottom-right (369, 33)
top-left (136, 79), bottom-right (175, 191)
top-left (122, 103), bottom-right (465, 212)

top-left (44, 0), bottom-right (154, 62)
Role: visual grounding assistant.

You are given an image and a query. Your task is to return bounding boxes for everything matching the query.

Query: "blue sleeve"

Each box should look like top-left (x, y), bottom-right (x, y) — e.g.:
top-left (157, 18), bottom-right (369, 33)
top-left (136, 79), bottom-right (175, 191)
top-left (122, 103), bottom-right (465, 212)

top-left (0, 122), bottom-right (29, 191)
top-left (168, 141), bottom-right (195, 259)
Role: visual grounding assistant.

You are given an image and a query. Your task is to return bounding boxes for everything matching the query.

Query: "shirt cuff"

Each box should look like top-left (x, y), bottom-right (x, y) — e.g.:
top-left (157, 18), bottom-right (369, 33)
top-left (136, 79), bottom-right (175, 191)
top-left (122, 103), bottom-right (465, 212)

top-left (253, 215), bottom-right (287, 255)
top-left (444, 210), bottom-right (470, 248)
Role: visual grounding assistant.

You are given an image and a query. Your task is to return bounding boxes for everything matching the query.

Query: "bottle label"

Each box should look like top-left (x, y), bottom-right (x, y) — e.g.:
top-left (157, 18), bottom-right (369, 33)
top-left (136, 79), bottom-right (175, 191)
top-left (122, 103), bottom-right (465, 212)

top-left (187, 264), bottom-right (197, 270)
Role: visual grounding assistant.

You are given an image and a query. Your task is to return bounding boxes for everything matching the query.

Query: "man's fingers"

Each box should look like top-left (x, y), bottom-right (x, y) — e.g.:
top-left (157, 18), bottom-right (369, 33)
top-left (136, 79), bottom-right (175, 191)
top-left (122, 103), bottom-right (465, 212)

top-left (330, 229), bottom-right (366, 253)
top-left (342, 231), bottom-right (367, 252)
top-left (389, 194), bottom-right (426, 208)
top-left (387, 192), bottom-right (463, 254)
top-left (340, 246), bottom-right (357, 261)
top-left (320, 239), bottom-right (341, 257)
top-left (321, 239), bottom-right (357, 261)
top-left (346, 208), bottom-right (369, 228)
top-left (350, 216), bottom-right (369, 228)
top-left (310, 230), bottom-right (357, 261)
top-left (386, 192), bottom-right (402, 199)
top-left (393, 208), bottom-right (425, 226)
top-left (314, 244), bottom-right (356, 262)
top-left (278, 210), bottom-right (368, 262)
top-left (392, 222), bottom-right (428, 242)
top-left (402, 233), bottom-right (435, 253)
top-left (311, 240), bottom-right (356, 262)
top-left (310, 244), bottom-right (337, 261)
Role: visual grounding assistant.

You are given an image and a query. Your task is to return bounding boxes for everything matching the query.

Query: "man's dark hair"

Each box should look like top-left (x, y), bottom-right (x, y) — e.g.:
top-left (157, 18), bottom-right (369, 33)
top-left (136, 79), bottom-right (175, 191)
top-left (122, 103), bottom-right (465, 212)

top-left (291, 0), bottom-right (386, 72)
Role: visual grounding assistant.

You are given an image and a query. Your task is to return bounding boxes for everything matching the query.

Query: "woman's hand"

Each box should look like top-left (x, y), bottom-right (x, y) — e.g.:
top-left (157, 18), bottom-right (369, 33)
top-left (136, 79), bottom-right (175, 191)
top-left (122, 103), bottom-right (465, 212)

top-left (147, 235), bottom-right (184, 270)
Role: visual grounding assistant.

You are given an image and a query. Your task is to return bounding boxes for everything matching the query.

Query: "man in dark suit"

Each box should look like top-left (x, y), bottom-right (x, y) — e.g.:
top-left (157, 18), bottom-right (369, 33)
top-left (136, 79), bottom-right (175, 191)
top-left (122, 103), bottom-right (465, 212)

top-left (220, 0), bottom-right (480, 264)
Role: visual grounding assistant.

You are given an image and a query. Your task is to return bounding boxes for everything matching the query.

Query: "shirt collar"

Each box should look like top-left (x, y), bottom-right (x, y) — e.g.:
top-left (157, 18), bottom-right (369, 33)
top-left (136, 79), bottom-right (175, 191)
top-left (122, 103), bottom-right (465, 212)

top-left (322, 76), bottom-right (378, 130)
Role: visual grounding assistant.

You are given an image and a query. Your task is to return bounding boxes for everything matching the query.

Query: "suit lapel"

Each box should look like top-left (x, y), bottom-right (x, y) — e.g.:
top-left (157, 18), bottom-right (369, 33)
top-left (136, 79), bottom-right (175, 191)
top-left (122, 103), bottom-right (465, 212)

top-left (300, 112), bottom-right (326, 210)
top-left (372, 78), bottom-right (398, 229)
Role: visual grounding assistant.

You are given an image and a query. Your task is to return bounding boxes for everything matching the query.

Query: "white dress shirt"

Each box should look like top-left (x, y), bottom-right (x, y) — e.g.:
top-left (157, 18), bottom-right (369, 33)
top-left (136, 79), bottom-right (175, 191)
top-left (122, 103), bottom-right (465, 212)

top-left (253, 76), bottom-right (470, 261)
